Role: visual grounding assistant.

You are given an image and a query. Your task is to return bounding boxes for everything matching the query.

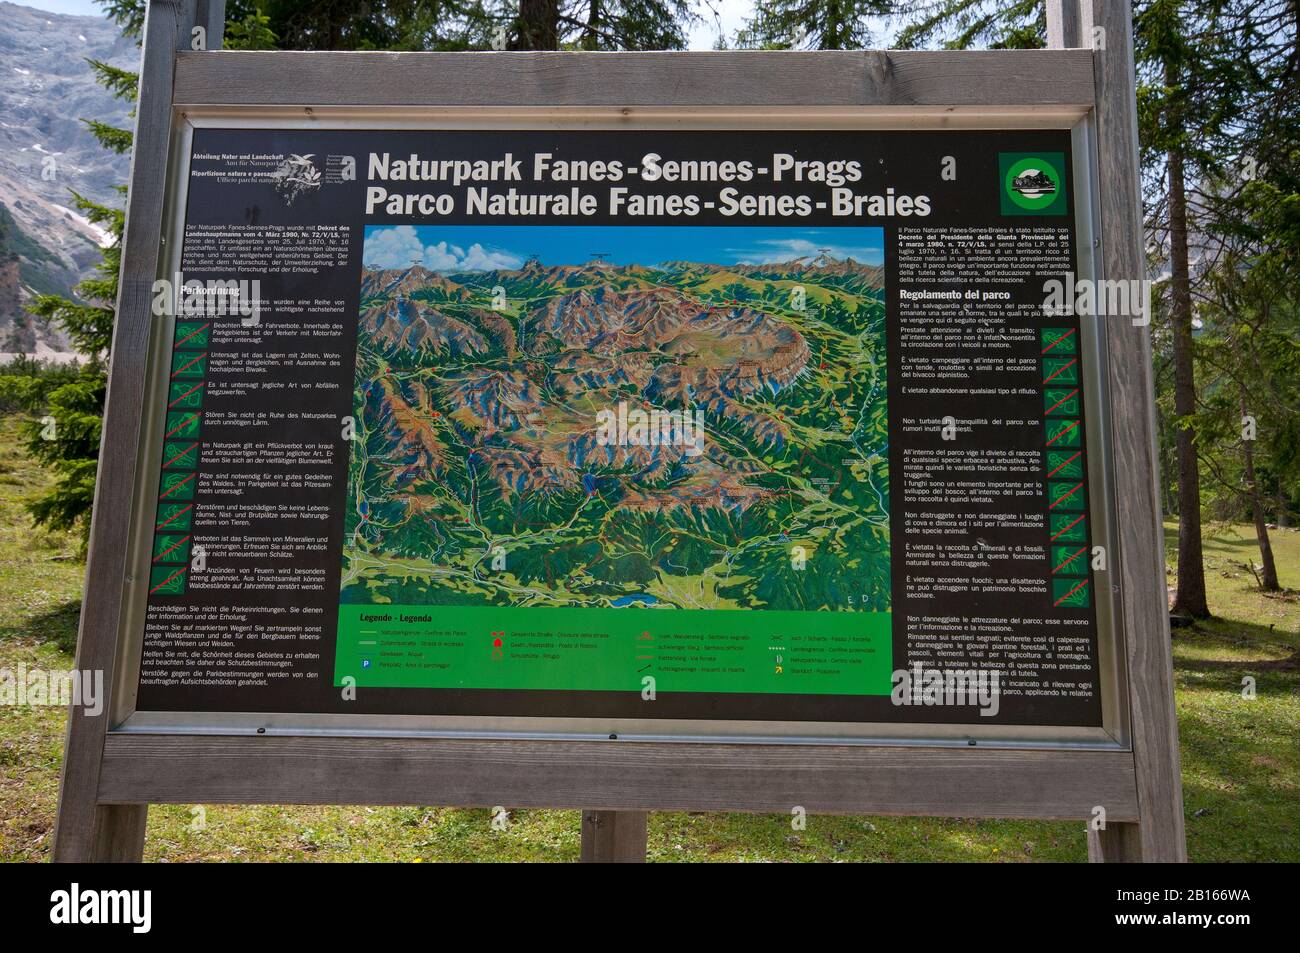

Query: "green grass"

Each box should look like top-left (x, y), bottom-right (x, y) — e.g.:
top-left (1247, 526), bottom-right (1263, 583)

top-left (1163, 520), bottom-right (1300, 862)
top-left (0, 417), bottom-right (87, 862)
top-left (1, 414), bottom-right (1295, 861)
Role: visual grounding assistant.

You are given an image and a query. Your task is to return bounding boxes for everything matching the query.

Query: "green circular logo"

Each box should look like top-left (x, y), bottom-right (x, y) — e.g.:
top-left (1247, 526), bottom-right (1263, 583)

top-left (1005, 156), bottom-right (1063, 211)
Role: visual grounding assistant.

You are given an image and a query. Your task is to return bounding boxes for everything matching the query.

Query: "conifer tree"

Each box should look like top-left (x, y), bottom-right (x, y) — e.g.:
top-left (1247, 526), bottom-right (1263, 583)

top-left (20, 3), bottom-right (275, 537)
top-left (739, 0), bottom-right (894, 50)
top-left (891, 0), bottom-right (1292, 618)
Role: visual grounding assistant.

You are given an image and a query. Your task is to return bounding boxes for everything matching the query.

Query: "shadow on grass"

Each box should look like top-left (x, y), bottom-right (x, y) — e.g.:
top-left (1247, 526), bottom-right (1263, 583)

top-left (1160, 523), bottom-right (1293, 571)
top-left (1173, 614), bottom-right (1300, 861)
top-left (2, 599), bottom-right (83, 656)
top-left (1178, 651), bottom-right (1300, 673)
top-left (1175, 614), bottom-right (1300, 656)
top-left (1202, 536), bottom-right (1266, 553)
top-left (1175, 670), bottom-right (1300, 861)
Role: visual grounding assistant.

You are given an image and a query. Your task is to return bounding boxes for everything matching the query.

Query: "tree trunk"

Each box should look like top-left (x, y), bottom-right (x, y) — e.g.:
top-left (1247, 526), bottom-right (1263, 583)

top-left (1167, 143), bottom-right (1210, 618)
top-left (1241, 393), bottom-right (1281, 590)
top-left (513, 0), bottom-right (560, 50)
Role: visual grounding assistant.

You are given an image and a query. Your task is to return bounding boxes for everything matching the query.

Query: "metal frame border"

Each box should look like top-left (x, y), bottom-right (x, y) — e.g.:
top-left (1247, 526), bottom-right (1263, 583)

top-left (111, 105), bottom-right (1128, 750)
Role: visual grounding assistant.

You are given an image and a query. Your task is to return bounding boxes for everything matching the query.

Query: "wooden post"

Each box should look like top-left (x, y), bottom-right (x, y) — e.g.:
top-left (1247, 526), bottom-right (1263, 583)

top-left (580, 810), bottom-right (648, 863)
top-left (1047, 0), bottom-right (1188, 862)
top-left (51, 0), bottom-right (218, 863)
top-left (1046, 0), bottom-right (1083, 49)
top-left (196, 0), bottom-right (226, 50)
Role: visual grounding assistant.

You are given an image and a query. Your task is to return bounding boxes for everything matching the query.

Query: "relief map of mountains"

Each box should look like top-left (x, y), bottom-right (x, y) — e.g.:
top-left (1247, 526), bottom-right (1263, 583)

top-left (341, 225), bottom-right (890, 618)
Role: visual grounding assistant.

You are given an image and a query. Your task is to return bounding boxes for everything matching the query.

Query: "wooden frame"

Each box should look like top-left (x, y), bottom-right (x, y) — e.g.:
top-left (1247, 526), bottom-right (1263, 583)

top-left (97, 736), bottom-right (1140, 819)
top-left (53, 0), bottom-right (1185, 862)
top-left (169, 48), bottom-right (1095, 111)
top-left (1047, 0), bottom-right (1188, 864)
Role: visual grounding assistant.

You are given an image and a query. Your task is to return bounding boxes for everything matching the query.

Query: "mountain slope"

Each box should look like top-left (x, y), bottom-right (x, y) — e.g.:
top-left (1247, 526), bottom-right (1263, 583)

top-left (0, 1), bottom-right (135, 358)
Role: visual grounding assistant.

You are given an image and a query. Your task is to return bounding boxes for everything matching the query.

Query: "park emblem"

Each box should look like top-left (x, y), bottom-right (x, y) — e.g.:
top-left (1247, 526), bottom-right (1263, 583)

top-left (999, 152), bottom-right (1067, 216)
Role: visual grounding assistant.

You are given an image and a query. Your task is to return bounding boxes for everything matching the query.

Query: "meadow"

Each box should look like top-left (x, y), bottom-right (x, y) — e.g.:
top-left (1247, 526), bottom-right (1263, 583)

top-left (1, 417), bottom-right (1294, 861)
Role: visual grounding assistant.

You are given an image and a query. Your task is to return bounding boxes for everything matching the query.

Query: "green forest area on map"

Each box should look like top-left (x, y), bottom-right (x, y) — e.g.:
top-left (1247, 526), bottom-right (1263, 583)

top-left (341, 236), bottom-right (890, 615)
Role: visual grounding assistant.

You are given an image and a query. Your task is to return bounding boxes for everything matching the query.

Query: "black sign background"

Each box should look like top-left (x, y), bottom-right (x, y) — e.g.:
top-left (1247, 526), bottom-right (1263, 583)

top-left (132, 128), bottom-right (1104, 727)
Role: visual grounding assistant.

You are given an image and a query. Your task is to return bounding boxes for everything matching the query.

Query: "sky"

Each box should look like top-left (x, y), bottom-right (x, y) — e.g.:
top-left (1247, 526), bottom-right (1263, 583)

top-left (19, 0), bottom-right (757, 50)
top-left (687, 0), bottom-right (753, 49)
top-left (19, 0), bottom-right (903, 49)
top-left (363, 224), bottom-right (884, 272)
top-left (20, 0), bottom-right (103, 15)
